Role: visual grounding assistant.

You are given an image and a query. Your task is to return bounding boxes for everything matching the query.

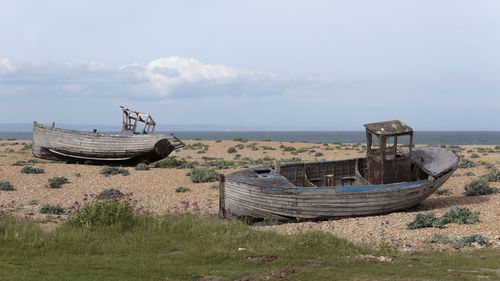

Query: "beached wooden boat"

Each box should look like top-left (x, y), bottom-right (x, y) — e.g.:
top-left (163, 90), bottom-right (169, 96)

top-left (220, 121), bottom-right (460, 221)
top-left (32, 106), bottom-right (184, 162)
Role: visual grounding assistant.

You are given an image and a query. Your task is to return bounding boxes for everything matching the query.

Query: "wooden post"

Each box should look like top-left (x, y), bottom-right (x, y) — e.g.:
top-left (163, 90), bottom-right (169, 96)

top-left (218, 174), bottom-right (226, 219)
top-left (275, 159), bottom-right (281, 175)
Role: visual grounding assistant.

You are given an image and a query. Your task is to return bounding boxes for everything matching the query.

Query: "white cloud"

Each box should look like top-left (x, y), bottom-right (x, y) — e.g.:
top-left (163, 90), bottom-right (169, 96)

top-left (0, 57), bottom-right (287, 99)
top-left (0, 58), bottom-right (17, 74)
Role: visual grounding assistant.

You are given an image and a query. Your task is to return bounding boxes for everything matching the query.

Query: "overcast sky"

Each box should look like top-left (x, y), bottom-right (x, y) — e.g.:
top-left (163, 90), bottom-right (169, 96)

top-left (1, 0), bottom-right (499, 130)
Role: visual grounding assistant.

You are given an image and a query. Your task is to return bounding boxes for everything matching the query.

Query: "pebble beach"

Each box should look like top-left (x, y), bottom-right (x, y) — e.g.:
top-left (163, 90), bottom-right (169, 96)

top-left (1, 139), bottom-right (499, 252)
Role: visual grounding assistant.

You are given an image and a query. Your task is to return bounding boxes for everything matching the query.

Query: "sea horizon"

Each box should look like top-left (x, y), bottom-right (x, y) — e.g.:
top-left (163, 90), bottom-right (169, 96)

top-left (2, 129), bottom-right (499, 145)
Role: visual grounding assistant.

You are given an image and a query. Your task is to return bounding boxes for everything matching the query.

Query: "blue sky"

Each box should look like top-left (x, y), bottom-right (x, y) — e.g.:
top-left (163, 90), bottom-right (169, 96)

top-left (1, 0), bottom-right (499, 130)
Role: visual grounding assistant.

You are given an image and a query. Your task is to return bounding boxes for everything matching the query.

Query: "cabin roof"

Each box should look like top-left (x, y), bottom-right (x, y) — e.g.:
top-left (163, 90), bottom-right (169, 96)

top-left (364, 120), bottom-right (413, 136)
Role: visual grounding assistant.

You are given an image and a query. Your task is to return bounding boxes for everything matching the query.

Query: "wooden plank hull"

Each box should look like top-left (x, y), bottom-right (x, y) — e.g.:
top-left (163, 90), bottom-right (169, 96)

top-left (223, 155), bottom-right (458, 221)
top-left (32, 122), bottom-right (182, 162)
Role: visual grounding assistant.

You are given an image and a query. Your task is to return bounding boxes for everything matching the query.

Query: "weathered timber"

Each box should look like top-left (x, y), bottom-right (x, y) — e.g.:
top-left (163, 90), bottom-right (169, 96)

top-left (223, 120), bottom-right (460, 222)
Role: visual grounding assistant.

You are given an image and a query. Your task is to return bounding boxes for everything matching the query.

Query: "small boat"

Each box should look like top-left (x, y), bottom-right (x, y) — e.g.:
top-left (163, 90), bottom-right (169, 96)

top-left (220, 120), bottom-right (460, 221)
top-left (32, 106), bottom-right (184, 162)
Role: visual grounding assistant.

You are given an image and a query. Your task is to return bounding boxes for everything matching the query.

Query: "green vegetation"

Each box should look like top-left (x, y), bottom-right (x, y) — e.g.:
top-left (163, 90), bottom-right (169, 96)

top-left (0, 214), bottom-right (499, 280)
top-left (96, 189), bottom-right (124, 199)
top-left (459, 159), bottom-right (477, 169)
top-left (150, 157), bottom-right (183, 168)
top-left (434, 188), bottom-right (453, 196)
top-left (47, 177), bottom-right (69, 189)
top-left (315, 152), bottom-right (324, 157)
top-left (407, 206), bottom-right (479, 229)
top-left (40, 204), bottom-right (65, 215)
top-left (485, 168), bottom-right (500, 182)
top-left (470, 153), bottom-right (480, 158)
top-left (426, 234), bottom-right (489, 248)
top-left (464, 178), bottom-right (499, 196)
top-left (68, 194), bottom-right (136, 229)
top-left (175, 186), bottom-right (191, 193)
top-left (20, 165), bottom-right (45, 174)
top-left (227, 147), bottom-right (237, 153)
top-left (187, 168), bottom-right (219, 183)
top-left (0, 181), bottom-right (14, 191)
top-left (99, 166), bottom-right (129, 176)
top-left (134, 163), bottom-right (150, 171)
top-left (439, 206), bottom-right (480, 225)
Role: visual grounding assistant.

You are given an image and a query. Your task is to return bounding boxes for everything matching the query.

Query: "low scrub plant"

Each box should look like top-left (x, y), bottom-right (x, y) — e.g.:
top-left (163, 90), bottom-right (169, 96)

top-left (187, 168), bottom-right (219, 183)
top-left (407, 206), bottom-right (479, 230)
top-left (175, 186), bottom-right (191, 193)
top-left (464, 178), bottom-right (499, 196)
top-left (96, 189), bottom-right (125, 199)
top-left (315, 152), bottom-right (324, 157)
top-left (439, 206), bottom-right (479, 225)
top-left (68, 193), bottom-right (136, 229)
top-left (40, 204), bottom-right (65, 215)
top-left (47, 177), bottom-right (69, 189)
top-left (99, 166), bottom-right (129, 176)
top-left (427, 234), bottom-right (489, 248)
top-left (0, 181), bottom-right (14, 191)
top-left (470, 153), bottom-right (480, 158)
top-left (21, 165), bottom-right (45, 174)
top-left (407, 213), bottom-right (441, 229)
top-left (434, 188), bottom-right (453, 196)
top-left (459, 159), bottom-right (477, 169)
top-left (150, 157), bottom-right (182, 168)
top-left (227, 147), bottom-right (237, 153)
top-left (485, 168), bottom-right (500, 182)
top-left (134, 163), bottom-right (150, 171)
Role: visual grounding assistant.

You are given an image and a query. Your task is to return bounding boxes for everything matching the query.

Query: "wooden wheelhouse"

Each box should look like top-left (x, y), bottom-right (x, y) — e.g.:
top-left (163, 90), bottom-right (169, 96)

top-left (121, 106), bottom-right (156, 135)
top-left (364, 120), bottom-right (413, 184)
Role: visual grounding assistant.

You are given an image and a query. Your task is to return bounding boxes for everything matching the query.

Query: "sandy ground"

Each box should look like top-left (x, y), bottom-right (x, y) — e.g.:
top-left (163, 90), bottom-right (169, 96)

top-left (0, 139), bottom-right (499, 251)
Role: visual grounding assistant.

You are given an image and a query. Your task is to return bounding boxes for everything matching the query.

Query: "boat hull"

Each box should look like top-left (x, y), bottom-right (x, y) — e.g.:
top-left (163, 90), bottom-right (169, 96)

top-left (32, 122), bottom-right (182, 162)
top-left (222, 150), bottom-right (459, 221)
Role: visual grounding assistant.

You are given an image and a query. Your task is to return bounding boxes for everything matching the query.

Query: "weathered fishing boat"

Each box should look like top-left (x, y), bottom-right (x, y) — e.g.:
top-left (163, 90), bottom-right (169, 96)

top-left (32, 106), bottom-right (184, 162)
top-left (220, 120), bottom-right (460, 221)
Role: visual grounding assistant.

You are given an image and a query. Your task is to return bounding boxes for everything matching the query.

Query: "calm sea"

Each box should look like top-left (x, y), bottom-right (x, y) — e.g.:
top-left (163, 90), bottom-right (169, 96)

top-left (1, 131), bottom-right (499, 145)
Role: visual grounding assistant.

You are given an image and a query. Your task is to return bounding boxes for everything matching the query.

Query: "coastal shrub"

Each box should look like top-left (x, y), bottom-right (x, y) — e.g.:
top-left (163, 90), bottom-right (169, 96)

top-left (75, 173), bottom-right (82, 177)
top-left (40, 204), bottom-right (65, 215)
top-left (260, 138), bottom-right (271, 142)
top-left (151, 157), bottom-right (183, 168)
top-left (96, 189), bottom-right (124, 200)
top-left (233, 137), bottom-right (243, 142)
top-left (187, 168), bottom-right (219, 183)
top-left (495, 145), bottom-right (500, 150)
top-left (11, 160), bottom-right (27, 166)
top-left (69, 197), bottom-right (135, 229)
top-left (134, 163), bottom-right (150, 171)
top-left (21, 165), bottom-right (45, 174)
top-left (470, 153), bottom-right (480, 158)
top-left (464, 178), bottom-right (498, 196)
top-left (282, 146), bottom-right (296, 152)
top-left (260, 146), bottom-right (276, 150)
top-left (434, 188), bottom-right (453, 196)
top-left (235, 144), bottom-right (244, 149)
top-left (175, 186), bottom-right (191, 193)
top-left (99, 166), bottom-right (129, 176)
top-left (227, 147), bottom-right (237, 153)
top-left (426, 234), bottom-right (489, 247)
top-left (408, 206), bottom-right (480, 229)
top-left (0, 181), bottom-right (14, 191)
top-left (485, 168), bottom-right (500, 182)
top-left (176, 161), bottom-right (196, 169)
top-left (456, 234), bottom-right (489, 247)
top-left (315, 152), bottom-right (324, 157)
top-left (459, 159), bottom-right (477, 169)
top-left (407, 213), bottom-right (441, 229)
top-left (438, 206), bottom-right (479, 225)
top-left (47, 176), bottom-right (69, 189)
top-left (215, 139), bottom-right (222, 142)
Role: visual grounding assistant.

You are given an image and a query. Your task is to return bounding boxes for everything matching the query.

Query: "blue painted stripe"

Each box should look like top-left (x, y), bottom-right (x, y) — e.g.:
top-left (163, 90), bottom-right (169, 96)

top-left (263, 180), bottom-right (429, 193)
